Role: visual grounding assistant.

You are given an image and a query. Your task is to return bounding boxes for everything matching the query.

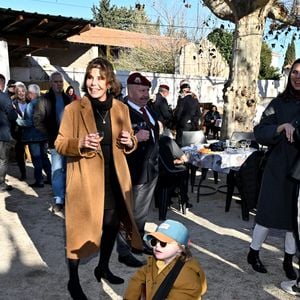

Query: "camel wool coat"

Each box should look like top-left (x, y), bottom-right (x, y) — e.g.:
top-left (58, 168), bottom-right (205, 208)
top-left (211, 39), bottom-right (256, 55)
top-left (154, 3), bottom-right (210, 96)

top-left (55, 96), bottom-right (143, 259)
top-left (124, 256), bottom-right (207, 300)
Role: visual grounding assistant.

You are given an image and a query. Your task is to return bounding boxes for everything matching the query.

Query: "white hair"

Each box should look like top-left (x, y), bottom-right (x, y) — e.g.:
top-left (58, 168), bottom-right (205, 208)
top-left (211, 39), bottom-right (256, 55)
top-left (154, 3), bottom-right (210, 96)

top-left (28, 84), bottom-right (40, 97)
top-left (15, 83), bottom-right (27, 93)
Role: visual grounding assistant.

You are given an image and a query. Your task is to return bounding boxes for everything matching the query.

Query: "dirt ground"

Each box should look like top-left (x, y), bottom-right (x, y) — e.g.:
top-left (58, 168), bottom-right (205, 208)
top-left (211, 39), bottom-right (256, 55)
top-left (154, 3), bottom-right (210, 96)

top-left (0, 162), bottom-right (298, 300)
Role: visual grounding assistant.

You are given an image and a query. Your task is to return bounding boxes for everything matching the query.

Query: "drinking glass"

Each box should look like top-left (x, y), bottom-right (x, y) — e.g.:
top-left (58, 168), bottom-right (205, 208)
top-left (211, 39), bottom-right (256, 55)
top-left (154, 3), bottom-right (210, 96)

top-left (246, 139), bottom-right (251, 150)
top-left (240, 140), bottom-right (246, 151)
top-left (98, 131), bottom-right (104, 138)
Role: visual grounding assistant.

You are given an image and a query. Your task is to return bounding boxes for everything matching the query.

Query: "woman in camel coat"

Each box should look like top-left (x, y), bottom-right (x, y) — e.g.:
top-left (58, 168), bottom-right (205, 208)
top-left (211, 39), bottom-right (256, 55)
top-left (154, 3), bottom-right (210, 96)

top-left (55, 57), bottom-right (143, 300)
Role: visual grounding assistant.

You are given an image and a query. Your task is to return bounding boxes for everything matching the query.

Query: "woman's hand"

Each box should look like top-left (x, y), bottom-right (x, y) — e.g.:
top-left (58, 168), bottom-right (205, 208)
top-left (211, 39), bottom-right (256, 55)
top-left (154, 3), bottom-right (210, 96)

top-left (80, 133), bottom-right (102, 151)
top-left (277, 123), bottom-right (295, 143)
top-left (119, 130), bottom-right (133, 148)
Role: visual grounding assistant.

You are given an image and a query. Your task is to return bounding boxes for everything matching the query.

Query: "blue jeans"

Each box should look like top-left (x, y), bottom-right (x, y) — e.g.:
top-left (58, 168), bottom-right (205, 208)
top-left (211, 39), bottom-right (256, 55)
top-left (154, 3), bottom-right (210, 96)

top-left (28, 142), bottom-right (52, 185)
top-left (50, 149), bottom-right (66, 204)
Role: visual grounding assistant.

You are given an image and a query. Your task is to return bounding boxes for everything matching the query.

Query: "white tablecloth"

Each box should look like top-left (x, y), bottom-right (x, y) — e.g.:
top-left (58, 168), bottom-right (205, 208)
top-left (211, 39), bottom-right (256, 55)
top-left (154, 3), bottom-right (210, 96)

top-left (182, 146), bottom-right (256, 174)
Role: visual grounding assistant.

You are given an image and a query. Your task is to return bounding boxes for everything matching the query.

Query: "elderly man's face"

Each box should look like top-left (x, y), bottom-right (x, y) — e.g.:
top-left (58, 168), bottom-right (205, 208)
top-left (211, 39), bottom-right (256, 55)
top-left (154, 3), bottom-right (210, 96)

top-left (161, 88), bottom-right (169, 98)
top-left (128, 84), bottom-right (150, 107)
top-left (50, 74), bottom-right (64, 94)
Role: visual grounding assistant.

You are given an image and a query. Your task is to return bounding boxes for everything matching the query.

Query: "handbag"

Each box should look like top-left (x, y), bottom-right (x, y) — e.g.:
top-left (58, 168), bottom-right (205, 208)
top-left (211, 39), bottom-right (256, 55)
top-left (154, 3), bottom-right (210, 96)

top-left (152, 258), bottom-right (185, 300)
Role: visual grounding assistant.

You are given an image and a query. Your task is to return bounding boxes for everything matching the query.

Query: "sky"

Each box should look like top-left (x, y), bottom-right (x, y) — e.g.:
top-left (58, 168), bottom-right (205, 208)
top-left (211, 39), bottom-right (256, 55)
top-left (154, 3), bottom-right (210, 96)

top-left (0, 0), bottom-right (298, 68)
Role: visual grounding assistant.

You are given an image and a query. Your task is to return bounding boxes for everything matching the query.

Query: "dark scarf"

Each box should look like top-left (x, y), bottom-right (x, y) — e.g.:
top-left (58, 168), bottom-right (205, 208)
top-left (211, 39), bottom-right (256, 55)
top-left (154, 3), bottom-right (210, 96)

top-left (89, 93), bottom-right (113, 112)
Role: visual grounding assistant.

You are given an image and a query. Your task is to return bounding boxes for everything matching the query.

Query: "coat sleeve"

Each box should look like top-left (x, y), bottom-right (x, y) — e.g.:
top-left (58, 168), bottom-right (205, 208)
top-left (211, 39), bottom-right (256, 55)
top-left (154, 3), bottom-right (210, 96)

top-left (253, 98), bottom-right (282, 146)
top-left (169, 259), bottom-right (207, 300)
top-left (122, 103), bottom-right (138, 154)
top-left (1, 94), bottom-right (17, 122)
top-left (33, 98), bottom-right (47, 134)
top-left (55, 106), bottom-right (83, 157)
top-left (123, 266), bottom-right (147, 300)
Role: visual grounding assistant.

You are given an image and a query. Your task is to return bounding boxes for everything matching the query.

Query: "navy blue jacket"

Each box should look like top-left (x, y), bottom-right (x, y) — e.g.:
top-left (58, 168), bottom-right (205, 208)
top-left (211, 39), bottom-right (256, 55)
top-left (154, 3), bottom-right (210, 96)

top-left (0, 91), bottom-right (17, 142)
top-left (16, 98), bottom-right (48, 143)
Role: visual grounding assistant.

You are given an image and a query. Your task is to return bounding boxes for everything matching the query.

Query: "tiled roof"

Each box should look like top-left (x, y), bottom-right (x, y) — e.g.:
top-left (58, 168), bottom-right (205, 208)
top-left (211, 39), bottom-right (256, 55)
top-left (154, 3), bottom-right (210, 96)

top-left (68, 26), bottom-right (185, 49)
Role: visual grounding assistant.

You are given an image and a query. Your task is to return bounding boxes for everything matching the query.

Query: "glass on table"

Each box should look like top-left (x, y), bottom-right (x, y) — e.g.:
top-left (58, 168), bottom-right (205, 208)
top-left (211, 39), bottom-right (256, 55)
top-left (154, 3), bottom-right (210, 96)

top-left (240, 140), bottom-right (247, 151)
top-left (245, 139), bottom-right (251, 150)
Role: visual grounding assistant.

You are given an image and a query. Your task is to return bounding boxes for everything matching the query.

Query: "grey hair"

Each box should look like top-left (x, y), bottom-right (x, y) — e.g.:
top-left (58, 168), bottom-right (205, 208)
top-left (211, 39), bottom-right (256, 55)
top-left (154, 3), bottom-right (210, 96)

top-left (15, 83), bottom-right (27, 93)
top-left (28, 84), bottom-right (40, 97)
top-left (49, 71), bottom-right (63, 81)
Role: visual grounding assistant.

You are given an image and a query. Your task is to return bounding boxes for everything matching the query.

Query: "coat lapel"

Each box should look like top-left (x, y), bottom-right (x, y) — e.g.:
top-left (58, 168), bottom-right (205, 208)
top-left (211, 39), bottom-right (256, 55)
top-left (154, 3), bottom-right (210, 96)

top-left (80, 96), bottom-right (98, 134)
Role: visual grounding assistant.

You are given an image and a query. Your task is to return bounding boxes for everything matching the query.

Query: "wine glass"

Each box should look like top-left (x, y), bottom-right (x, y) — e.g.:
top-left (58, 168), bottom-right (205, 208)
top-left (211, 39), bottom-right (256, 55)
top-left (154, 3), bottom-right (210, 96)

top-left (240, 140), bottom-right (246, 151)
top-left (98, 131), bottom-right (104, 138)
top-left (245, 139), bottom-right (251, 150)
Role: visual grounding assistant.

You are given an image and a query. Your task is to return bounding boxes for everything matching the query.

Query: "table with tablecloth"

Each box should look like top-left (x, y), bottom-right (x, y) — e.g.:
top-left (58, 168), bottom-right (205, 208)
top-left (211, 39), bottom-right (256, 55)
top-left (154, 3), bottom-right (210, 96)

top-left (182, 145), bottom-right (257, 220)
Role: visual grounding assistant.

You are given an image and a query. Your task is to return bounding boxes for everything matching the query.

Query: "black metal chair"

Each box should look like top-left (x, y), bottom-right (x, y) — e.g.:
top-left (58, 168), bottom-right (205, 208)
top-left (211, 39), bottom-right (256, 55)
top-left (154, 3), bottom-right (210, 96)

top-left (155, 154), bottom-right (187, 220)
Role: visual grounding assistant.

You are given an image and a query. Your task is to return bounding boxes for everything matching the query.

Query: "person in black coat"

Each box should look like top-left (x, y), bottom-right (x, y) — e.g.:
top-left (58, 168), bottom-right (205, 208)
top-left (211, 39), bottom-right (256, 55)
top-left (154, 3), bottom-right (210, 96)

top-left (204, 105), bottom-right (221, 139)
top-left (174, 81), bottom-right (200, 146)
top-left (0, 74), bottom-right (18, 191)
top-left (280, 59), bottom-right (300, 296)
top-left (151, 84), bottom-right (173, 132)
top-left (247, 58), bottom-right (300, 280)
top-left (117, 72), bottom-right (160, 267)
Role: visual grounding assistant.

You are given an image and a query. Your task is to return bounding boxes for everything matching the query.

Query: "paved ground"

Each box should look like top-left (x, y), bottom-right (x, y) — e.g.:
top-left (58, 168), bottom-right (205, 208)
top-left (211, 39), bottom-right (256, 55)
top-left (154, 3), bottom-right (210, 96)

top-left (0, 162), bottom-right (298, 299)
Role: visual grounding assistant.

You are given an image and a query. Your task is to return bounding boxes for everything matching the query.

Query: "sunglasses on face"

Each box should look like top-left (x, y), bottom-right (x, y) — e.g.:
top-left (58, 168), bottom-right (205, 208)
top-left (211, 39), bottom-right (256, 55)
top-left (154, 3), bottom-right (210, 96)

top-left (150, 238), bottom-right (168, 248)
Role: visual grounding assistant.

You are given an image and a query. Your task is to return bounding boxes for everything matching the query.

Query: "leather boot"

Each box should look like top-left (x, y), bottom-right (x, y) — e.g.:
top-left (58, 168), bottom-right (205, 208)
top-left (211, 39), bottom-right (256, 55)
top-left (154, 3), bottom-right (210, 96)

top-left (67, 280), bottom-right (88, 300)
top-left (283, 252), bottom-right (297, 280)
top-left (247, 247), bottom-right (267, 273)
top-left (94, 266), bottom-right (124, 284)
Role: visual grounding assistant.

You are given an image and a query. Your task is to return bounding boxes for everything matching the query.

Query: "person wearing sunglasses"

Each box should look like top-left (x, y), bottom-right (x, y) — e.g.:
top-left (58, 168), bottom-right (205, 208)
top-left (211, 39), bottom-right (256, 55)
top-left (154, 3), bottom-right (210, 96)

top-left (124, 219), bottom-right (207, 300)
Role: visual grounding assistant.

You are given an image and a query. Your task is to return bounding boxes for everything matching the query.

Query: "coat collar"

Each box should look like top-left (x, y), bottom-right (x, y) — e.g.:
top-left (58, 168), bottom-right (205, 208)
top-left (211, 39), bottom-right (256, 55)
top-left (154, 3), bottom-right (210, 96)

top-left (80, 96), bottom-right (98, 134)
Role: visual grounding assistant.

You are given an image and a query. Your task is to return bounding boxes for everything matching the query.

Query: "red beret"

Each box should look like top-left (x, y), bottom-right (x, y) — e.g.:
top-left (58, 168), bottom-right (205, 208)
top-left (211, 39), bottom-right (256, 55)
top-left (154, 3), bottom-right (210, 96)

top-left (159, 84), bottom-right (169, 91)
top-left (127, 72), bottom-right (151, 88)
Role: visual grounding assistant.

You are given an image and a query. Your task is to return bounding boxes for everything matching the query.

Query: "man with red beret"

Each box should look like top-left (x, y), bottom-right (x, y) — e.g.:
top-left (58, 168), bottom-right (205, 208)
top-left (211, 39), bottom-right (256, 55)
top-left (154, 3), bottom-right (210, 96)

top-left (117, 72), bottom-right (160, 267)
top-left (150, 84), bottom-right (173, 133)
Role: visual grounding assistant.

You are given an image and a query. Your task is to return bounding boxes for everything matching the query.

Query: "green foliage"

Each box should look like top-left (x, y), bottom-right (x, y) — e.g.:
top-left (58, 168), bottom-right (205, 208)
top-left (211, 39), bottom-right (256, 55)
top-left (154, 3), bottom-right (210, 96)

top-left (259, 42), bottom-right (280, 80)
top-left (92, 0), bottom-right (154, 33)
top-left (207, 28), bottom-right (233, 64)
top-left (207, 29), bottom-right (280, 80)
top-left (283, 40), bottom-right (296, 67)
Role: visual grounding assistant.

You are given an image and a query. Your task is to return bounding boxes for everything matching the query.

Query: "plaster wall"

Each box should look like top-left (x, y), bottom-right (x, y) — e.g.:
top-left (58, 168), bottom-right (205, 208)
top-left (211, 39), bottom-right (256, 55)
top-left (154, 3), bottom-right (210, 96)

top-left (10, 57), bottom-right (287, 111)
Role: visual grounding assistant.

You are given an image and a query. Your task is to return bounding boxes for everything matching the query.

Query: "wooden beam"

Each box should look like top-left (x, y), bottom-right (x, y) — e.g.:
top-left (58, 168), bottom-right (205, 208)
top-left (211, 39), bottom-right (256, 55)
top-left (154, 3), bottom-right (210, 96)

top-left (2, 15), bottom-right (24, 31)
top-left (4, 33), bottom-right (70, 50)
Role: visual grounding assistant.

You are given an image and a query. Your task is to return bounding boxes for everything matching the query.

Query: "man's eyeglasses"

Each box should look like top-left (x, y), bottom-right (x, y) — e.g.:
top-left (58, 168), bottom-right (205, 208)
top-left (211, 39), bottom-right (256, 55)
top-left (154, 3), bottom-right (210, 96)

top-left (150, 238), bottom-right (167, 248)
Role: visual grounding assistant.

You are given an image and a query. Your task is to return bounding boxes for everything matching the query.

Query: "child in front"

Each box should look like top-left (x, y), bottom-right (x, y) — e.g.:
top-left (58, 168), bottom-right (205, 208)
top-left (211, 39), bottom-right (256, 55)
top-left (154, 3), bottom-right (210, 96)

top-left (124, 219), bottom-right (207, 300)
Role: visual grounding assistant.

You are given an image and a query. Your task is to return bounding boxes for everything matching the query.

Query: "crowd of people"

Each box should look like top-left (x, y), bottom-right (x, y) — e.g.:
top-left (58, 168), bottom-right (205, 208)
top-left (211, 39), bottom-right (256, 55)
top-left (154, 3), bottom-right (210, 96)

top-left (0, 59), bottom-right (208, 299)
top-left (1, 56), bottom-right (300, 299)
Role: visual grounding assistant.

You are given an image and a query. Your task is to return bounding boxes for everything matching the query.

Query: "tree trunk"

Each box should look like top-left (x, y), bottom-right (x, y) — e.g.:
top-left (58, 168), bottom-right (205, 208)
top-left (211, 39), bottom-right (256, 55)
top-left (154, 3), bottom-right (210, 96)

top-left (221, 9), bottom-right (267, 139)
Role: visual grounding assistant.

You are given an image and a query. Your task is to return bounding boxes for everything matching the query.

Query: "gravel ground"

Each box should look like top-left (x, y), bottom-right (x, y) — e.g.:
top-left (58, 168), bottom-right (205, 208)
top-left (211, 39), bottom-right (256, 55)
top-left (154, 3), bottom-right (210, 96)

top-left (0, 162), bottom-right (298, 299)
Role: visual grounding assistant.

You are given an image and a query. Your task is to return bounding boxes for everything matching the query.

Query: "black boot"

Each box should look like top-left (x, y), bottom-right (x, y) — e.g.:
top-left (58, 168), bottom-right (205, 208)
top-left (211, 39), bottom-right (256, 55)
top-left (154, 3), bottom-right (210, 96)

top-left (67, 259), bottom-right (88, 300)
top-left (96, 209), bottom-right (124, 284)
top-left (94, 266), bottom-right (124, 284)
top-left (67, 280), bottom-right (88, 300)
top-left (247, 248), bottom-right (267, 273)
top-left (283, 252), bottom-right (297, 280)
